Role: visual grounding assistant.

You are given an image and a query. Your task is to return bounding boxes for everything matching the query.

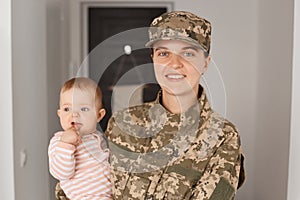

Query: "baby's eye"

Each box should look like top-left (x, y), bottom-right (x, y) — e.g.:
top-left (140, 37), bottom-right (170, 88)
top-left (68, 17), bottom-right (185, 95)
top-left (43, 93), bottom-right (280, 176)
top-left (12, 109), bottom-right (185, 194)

top-left (81, 107), bottom-right (89, 112)
top-left (64, 107), bottom-right (70, 112)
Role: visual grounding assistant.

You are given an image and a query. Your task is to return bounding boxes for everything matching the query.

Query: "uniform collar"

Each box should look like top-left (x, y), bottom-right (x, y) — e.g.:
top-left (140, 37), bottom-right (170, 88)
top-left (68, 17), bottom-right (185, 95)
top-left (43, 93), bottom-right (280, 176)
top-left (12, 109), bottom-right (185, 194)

top-left (153, 85), bottom-right (211, 121)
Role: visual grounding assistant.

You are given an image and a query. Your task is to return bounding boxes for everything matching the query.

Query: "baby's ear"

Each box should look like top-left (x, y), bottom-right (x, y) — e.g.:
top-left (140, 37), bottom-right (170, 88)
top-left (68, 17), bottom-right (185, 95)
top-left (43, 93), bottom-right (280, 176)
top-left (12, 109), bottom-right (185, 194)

top-left (57, 109), bottom-right (61, 118)
top-left (97, 108), bottom-right (106, 122)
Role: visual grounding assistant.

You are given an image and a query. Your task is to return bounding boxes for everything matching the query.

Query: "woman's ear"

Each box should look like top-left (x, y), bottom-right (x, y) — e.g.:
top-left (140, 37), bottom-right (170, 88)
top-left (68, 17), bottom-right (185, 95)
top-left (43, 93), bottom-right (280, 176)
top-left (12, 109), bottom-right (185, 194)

top-left (150, 48), bottom-right (154, 58)
top-left (97, 108), bottom-right (106, 122)
top-left (203, 55), bottom-right (211, 74)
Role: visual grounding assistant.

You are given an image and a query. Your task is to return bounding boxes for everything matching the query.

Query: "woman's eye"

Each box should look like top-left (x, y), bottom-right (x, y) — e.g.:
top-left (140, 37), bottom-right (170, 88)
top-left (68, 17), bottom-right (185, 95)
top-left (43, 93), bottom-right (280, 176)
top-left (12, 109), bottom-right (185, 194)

top-left (183, 52), bottom-right (194, 57)
top-left (158, 51), bottom-right (169, 57)
top-left (64, 107), bottom-right (70, 112)
top-left (81, 107), bottom-right (89, 112)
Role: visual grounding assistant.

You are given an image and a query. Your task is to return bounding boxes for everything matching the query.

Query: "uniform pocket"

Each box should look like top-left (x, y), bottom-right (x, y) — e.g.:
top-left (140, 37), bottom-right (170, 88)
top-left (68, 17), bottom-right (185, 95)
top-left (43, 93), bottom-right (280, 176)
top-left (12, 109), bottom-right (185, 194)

top-left (153, 164), bottom-right (203, 200)
top-left (122, 173), bottom-right (151, 199)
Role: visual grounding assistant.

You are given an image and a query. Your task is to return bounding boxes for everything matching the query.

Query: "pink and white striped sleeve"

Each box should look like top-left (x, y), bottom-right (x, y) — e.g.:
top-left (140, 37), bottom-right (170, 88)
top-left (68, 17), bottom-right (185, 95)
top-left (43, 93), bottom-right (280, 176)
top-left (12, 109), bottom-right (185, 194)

top-left (48, 132), bottom-right (76, 181)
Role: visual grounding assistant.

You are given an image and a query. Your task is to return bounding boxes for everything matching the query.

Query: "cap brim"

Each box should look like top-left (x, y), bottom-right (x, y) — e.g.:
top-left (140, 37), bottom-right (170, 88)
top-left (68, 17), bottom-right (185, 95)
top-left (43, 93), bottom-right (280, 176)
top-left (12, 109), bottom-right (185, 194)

top-left (145, 36), bottom-right (206, 52)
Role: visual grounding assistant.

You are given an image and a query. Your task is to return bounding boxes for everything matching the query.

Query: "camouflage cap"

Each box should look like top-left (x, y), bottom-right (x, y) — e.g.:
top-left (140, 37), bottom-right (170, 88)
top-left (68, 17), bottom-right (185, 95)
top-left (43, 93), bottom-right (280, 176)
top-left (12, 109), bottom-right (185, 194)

top-left (145, 11), bottom-right (212, 53)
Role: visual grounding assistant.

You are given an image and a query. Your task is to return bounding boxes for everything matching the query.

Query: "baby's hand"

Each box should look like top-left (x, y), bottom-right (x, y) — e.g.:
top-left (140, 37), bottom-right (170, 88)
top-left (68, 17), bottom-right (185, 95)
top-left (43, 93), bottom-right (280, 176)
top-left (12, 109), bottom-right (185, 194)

top-left (60, 128), bottom-right (81, 146)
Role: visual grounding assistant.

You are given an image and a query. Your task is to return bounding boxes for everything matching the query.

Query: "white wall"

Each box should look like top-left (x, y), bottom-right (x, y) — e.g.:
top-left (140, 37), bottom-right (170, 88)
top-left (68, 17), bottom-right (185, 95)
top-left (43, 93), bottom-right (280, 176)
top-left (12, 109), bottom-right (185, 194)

top-left (288, 0), bottom-right (300, 199)
top-left (254, 0), bottom-right (294, 199)
top-left (12, 0), bottom-right (50, 199)
top-left (0, 0), bottom-right (15, 199)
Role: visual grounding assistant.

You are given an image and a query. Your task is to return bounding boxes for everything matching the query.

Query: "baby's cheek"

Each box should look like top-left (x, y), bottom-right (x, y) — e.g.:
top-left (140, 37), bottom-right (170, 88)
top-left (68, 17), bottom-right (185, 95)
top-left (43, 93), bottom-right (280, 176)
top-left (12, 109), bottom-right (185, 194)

top-left (60, 119), bottom-right (69, 130)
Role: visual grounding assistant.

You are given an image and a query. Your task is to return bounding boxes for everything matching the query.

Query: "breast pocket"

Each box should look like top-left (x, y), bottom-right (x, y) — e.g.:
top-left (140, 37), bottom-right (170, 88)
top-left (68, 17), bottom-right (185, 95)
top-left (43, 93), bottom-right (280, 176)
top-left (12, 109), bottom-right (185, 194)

top-left (154, 163), bottom-right (203, 200)
top-left (122, 173), bottom-right (152, 199)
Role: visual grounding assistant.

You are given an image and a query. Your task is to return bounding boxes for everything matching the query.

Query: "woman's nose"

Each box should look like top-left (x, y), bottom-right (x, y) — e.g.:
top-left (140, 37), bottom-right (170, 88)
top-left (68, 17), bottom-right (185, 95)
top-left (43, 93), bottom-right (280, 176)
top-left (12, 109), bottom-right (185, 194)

top-left (168, 54), bottom-right (183, 69)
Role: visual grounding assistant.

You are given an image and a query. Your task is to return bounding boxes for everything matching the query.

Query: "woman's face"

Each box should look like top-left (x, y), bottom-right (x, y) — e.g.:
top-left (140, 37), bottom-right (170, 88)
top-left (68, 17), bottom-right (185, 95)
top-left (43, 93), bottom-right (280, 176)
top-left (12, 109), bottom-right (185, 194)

top-left (152, 40), bottom-right (210, 97)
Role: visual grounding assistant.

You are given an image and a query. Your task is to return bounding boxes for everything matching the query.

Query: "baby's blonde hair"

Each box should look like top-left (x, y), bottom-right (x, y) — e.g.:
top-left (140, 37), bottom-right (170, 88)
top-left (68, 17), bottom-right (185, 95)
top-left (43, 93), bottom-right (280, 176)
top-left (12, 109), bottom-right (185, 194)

top-left (60, 77), bottom-right (103, 110)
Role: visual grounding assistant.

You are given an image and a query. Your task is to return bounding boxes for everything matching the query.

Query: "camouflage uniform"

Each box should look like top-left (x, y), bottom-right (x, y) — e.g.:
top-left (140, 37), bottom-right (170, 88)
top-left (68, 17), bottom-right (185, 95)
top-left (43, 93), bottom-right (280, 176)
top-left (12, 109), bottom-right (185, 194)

top-left (55, 182), bottom-right (69, 200)
top-left (106, 87), bottom-right (245, 200)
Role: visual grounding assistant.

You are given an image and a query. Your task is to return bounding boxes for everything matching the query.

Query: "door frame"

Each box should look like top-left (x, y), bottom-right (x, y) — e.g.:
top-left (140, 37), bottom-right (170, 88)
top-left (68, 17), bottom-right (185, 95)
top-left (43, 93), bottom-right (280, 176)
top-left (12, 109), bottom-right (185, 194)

top-left (287, 0), bottom-right (300, 199)
top-left (69, 0), bottom-right (173, 77)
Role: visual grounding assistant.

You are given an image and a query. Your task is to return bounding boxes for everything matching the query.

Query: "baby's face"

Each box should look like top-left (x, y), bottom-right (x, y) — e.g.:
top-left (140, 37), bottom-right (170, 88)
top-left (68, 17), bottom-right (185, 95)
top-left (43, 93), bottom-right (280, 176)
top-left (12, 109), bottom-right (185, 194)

top-left (57, 88), bottom-right (99, 135)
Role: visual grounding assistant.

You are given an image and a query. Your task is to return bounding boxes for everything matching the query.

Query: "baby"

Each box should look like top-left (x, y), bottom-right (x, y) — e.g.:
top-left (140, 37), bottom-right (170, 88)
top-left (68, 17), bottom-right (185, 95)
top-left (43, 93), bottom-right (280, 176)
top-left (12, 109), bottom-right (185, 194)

top-left (48, 77), bottom-right (112, 200)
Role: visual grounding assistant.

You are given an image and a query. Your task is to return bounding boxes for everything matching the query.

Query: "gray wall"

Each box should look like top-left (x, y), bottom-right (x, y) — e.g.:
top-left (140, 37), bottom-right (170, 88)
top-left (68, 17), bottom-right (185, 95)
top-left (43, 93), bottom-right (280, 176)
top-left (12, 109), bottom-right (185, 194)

top-left (7, 0), bottom-right (294, 199)
top-left (12, 0), bottom-right (50, 199)
top-left (12, 0), bottom-right (71, 198)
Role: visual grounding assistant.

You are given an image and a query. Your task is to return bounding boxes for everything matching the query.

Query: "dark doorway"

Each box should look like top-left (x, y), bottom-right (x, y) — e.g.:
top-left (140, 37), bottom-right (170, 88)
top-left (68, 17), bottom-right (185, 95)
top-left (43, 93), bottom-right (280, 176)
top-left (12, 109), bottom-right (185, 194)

top-left (88, 7), bottom-right (166, 131)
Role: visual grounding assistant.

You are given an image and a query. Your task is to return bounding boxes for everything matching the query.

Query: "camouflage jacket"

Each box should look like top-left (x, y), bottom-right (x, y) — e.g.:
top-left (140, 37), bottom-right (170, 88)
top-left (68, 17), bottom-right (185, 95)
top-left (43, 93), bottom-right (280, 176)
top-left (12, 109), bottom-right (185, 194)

top-left (106, 88), bottom-right (245, 200)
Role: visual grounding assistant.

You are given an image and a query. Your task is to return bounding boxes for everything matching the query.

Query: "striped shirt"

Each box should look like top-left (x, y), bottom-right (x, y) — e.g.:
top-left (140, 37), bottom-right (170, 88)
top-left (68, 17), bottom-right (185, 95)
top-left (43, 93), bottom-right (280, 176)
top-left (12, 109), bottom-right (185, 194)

top-left (48, 131), bottom-right (112, 200)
